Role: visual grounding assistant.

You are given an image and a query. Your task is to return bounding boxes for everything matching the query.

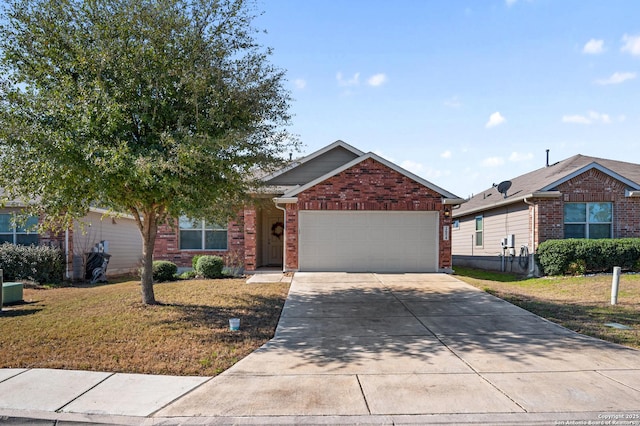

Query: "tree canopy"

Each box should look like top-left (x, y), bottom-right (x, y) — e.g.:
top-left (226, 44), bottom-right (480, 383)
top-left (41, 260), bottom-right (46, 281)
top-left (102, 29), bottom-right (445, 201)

top-left (0, 0), bottom-right (298, 303)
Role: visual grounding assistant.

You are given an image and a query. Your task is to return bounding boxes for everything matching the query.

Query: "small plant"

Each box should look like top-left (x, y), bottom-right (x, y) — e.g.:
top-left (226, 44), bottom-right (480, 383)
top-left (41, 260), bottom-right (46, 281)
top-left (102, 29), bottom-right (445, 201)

top-left (192, 255), bottom-right (203, 272)
top-left (152, 260), bottom-right (177, 282)
top-left (178, 270), bottom-right (197, 280)
top-left (196, 255), bottom-right (224, 279)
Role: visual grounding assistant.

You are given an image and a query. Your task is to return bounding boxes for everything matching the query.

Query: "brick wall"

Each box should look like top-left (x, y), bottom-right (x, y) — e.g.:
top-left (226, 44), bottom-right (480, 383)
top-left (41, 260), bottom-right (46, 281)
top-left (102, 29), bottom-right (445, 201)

top-left (535, 168), bottom-right (640, 244)
top-left (153, 212), bottom-right (245, 269)
top-left (287, 158), bottom-right (451, 270)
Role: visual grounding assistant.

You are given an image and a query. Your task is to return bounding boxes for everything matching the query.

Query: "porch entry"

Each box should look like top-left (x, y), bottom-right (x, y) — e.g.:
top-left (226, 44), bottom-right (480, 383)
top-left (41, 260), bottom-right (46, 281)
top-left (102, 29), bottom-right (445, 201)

top-left (260, 207), bottom-right (284, 267)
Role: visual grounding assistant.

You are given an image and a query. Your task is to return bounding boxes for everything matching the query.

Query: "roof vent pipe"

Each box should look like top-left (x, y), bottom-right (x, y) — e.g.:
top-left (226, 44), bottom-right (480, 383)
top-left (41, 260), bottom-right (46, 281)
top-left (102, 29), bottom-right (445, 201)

top-left (546, 149), bottom-right (550, 167)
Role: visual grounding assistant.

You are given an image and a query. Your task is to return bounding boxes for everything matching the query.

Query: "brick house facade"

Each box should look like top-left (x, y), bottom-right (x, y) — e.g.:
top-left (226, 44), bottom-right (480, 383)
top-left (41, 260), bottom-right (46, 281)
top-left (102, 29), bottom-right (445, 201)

top-left (153, 141), bottom-right (464, 273)
top-left (452, 155), bottom-right (640, 274)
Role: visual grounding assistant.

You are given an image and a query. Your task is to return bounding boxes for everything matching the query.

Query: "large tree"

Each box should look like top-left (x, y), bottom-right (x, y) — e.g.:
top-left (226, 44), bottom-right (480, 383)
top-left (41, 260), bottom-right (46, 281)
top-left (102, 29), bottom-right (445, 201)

top-left (0, 0), bottom-right (297, 304)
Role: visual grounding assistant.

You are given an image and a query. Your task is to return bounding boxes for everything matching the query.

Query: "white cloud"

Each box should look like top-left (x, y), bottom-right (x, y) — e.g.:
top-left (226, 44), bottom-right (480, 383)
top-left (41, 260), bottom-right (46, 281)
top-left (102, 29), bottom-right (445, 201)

top-left (367, 73), bottom-right (387, 87)
top-left (595, 71), bottom-right (636, 85)
top-left (505, 0), bottom-right (517, 6)
top-left (400, 160), bottom-right (425, 175)
top-left (509, 152), bottom-right (533, 162)
top-left (485, 111), bottom-right (506, 128)
top-left (583, 39), bottom-right (604, 54)
top-left (481, 157), bottom-right (505, 167)
top-left (336, 72), bottom-right (360, 87)
top-left (562, 110), bottom-right (611, 125)
top-left (440, 150), bottom-right (452, 159)
top-left (562, 115), bottom-right (591, 124)
top-left (621, 34), bottom-right (640, 56)
top-left (294, 79), bottom-right (307, 89)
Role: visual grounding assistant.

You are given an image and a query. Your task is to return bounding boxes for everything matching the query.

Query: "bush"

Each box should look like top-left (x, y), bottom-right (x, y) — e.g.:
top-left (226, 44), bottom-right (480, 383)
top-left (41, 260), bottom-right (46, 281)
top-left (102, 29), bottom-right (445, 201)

top-left (0, 242), bottom-right (64, 284)
top-left (196, 255), bottom-right (224, 279)
top-left (536, 238), bottom-right (640, 276)
top-left (178, 270), bottom-right (197, 280)
top-left (152, 260), bottom-right (177, 282)
top-left (192, 255), bottom-right (202, 271)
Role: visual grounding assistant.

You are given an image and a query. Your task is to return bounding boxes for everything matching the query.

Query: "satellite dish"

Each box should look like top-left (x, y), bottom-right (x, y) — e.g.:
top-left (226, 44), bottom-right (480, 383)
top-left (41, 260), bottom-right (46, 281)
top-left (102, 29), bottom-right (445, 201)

top-left (495, 180), bottom-right (512, 198)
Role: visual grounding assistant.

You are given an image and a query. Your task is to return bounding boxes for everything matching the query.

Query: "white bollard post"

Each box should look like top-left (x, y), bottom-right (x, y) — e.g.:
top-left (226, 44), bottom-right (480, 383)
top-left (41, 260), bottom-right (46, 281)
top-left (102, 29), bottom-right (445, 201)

top-left (611, 266), bottom-right (621, 305)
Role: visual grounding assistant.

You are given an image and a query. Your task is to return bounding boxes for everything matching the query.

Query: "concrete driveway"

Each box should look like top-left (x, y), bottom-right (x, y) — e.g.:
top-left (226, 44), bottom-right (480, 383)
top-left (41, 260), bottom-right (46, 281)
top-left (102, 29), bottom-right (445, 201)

top-left (157, 272), bottom-right (640, 424)
top-left (2, 272), bottom-right (640, 425)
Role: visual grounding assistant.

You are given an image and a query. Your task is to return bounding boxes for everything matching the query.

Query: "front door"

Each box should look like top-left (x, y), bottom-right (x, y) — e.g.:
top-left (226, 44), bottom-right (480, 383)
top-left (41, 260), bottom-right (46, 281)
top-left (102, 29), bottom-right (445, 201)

top-left (266, 215), bottom-right (284, 266)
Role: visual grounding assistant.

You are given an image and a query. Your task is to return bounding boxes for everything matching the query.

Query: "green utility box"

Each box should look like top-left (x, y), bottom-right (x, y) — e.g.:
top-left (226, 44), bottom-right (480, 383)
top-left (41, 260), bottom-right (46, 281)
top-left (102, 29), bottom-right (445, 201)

top-left (2, 282), bottom-right (24, 304)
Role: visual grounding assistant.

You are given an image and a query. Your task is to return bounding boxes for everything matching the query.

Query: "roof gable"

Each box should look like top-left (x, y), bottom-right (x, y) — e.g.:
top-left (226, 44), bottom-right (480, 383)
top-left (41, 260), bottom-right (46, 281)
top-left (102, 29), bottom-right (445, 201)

top-left (262, 140), bottom-right (363, 187)
top-left (454, 154), bottom-right (640, 217)
top-left (283, 152), bottom-right (462, 200)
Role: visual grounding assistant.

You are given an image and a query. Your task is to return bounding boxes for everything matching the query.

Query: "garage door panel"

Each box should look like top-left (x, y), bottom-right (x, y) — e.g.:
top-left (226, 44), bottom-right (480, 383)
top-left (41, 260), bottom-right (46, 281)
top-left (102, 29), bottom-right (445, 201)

top-left (298, 211), bottom-right (438, 273)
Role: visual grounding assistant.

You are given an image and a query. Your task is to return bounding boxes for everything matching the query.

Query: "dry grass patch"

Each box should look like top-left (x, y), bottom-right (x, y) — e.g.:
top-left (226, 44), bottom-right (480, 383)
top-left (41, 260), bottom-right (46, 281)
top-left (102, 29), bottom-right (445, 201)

top-left (0, 278), bottom-right (289, 376)
top-left (454, 267), bottom-right (640, 349)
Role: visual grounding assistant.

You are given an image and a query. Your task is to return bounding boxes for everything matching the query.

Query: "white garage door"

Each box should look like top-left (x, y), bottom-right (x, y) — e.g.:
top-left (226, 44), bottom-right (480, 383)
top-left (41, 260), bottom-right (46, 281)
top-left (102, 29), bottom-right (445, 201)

top-left (298, 211), bottom-right (439, 272)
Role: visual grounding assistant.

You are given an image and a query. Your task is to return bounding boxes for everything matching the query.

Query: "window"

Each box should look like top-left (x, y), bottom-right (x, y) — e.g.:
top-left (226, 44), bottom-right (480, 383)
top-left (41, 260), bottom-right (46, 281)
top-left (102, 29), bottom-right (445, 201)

top-left (179, 217), bottom-right (227, 250)
top-left (0, 213), bottom-right (39, 245)
top-left (564, 202), bottom-right (612, 239)
top-left (475, 216), bottom-right (483, 246)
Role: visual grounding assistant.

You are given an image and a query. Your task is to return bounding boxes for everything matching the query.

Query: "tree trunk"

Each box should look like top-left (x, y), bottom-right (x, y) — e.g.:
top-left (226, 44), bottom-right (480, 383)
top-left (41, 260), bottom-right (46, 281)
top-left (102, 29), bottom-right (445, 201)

top-left (139, 212), bottom-right (158, 305)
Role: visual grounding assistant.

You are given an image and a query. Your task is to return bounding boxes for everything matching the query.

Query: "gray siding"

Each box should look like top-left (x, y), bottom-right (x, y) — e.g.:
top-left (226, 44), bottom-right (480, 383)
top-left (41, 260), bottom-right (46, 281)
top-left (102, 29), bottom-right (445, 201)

top-left (73, 211), bottom-right (142, 277)
top-left (452, 203), bottom-right (530, 256)
top-left (266, 146), bottom-right (360, 186)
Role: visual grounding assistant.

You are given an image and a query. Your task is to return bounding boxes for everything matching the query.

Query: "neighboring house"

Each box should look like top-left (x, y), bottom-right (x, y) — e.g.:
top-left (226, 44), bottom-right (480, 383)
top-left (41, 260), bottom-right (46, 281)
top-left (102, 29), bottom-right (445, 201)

top-left (154, 140), bottom-right (465, 273)
top-left (1, 200), bottom-right (142, 279)
top-left (452, 154), bottom-right (640, 275)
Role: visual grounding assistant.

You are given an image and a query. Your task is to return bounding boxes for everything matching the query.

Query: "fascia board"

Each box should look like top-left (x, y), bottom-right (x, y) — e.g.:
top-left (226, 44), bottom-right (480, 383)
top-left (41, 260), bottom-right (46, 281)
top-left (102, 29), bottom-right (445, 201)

top-left (260, 140), bottom-right (365, 183)
top-left (283, 152), bottom-right (462, 199)
top-left (452, 191), bottom-right (561, 218)
top-left (540, 162), bottom-right (640, 191)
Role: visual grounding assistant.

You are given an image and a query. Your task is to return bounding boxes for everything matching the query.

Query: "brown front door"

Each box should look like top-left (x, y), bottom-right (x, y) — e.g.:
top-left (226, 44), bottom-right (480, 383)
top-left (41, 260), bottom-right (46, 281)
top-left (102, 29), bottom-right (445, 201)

top-left (266, 215), bottom-right (284, 266)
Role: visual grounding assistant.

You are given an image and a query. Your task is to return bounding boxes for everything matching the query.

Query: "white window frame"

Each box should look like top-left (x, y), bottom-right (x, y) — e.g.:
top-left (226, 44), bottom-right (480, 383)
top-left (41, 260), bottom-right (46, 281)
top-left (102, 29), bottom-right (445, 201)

top-left (179, 218), bottom-right (228, 250)
top-left (474, 215), bottom-right (483, 247)
top-left (563, 202), bottom-right (613, 239)
top-left (0, 213), bottom-right (39, 245)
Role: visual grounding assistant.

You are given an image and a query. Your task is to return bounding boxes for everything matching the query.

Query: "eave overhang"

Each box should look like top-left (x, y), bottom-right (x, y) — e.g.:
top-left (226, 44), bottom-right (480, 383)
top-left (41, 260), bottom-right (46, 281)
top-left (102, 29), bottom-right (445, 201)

top-left (453, 191), bottom-right (561, 218)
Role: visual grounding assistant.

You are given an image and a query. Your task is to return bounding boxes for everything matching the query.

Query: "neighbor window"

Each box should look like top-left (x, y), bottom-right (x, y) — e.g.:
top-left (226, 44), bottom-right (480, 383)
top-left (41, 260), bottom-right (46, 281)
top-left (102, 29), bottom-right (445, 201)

top-left (563, 202), bottom-right (612, 239)
top-left (0, 213), bottom-right (39, 245)
top-left (179, 217), bottom-right (227, 250)
top-left (475, 216), bottom-right (483, 246)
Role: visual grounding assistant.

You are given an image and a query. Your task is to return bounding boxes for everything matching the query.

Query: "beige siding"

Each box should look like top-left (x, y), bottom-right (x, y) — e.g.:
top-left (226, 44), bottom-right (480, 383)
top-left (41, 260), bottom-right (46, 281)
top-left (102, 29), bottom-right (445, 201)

top-left (73, 211), bottom-right (142, 277)
top-left (266, 146), bottom-right (360, 186)
top-left (452, 203), bottom-right (530, 256)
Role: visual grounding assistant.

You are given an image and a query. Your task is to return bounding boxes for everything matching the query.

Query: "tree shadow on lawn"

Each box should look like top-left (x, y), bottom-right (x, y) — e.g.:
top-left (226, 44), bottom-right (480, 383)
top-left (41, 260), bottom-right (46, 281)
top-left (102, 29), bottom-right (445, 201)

top-left (487, 289), bottom-right (640, 349)
top-left (244, 283), bottom-right (640, 372)
top-left (155, 294), bottom-right (288, 342)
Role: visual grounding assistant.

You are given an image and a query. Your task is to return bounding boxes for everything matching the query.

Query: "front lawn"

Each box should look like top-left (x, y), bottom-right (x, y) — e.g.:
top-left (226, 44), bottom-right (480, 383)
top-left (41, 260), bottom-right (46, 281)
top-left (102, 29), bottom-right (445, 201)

top-left (454, 267), bottom-right (640, 349)
top-left (0, 278), bottom-right (289, 376)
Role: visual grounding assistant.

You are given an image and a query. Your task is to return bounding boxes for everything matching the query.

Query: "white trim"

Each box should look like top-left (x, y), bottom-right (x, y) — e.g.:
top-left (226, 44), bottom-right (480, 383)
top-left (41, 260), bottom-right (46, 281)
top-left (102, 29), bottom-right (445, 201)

top-left (540, 162), bottom-right (640, 192)
top-left (452, 191), bottom-right (561, 218)
top-left (283, 152), bottom-right (462, 200)
top-left (260, 140), bottom-right (364, 183)
top-left (626, 190), bottom-right (640, 197)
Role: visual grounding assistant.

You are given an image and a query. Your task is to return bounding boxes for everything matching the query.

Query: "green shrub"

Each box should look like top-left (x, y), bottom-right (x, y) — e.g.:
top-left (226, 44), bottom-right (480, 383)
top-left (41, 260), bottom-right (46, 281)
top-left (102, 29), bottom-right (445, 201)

top-left (152, 260), bottom-right (177, 282)
top-left (537, 238), bottom-right (640, 276)
top-left (0, 242), bottom-right (64, 284)
top-left (196, 255), bottom-right (224, 279)
top-left (192, 255), bottom-right (203, 272)
top-left (178, 270), bottom-right (197, 280)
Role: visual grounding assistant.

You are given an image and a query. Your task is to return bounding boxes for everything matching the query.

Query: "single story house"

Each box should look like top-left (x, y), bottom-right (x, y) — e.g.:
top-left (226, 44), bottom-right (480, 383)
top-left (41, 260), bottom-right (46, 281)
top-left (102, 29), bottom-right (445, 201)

top-left (452, 153), bottom-right (640, 274)
top-left (154, 140), bottom-right (465, 273)
top-left (1, 200), bottom-right (142, 279)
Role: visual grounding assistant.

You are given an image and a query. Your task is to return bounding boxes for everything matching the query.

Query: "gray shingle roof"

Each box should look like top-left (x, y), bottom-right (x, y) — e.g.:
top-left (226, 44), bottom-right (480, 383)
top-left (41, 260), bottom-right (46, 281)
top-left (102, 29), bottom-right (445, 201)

top-left (454, 154), bottom-right (640, 217)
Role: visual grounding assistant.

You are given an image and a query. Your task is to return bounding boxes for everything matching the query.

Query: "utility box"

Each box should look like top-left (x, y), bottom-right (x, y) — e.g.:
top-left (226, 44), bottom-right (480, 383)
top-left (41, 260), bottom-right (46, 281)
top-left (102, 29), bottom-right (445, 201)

top-left (506, 234), bottom-right (515, 248)
top-left (2, 282), bottom-right (24, 304)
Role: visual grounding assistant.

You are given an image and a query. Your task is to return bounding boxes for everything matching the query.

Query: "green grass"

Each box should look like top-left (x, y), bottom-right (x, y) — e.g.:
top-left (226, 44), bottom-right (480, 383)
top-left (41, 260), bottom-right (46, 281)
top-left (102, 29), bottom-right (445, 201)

top-left (454, 267), bottom-right (640, 349)
top-left (0, 278), bottom-right (289, 376)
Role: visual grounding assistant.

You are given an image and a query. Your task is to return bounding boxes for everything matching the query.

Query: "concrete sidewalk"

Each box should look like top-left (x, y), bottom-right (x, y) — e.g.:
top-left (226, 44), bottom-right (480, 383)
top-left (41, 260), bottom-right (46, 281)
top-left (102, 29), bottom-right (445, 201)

top-left (2, 272), bottom-right (640, 425)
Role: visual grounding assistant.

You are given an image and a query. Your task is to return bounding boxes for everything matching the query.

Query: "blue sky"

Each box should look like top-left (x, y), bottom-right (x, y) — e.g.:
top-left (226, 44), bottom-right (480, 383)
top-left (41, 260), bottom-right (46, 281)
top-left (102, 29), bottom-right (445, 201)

top-left (256, 0), bottom-right (640, 198)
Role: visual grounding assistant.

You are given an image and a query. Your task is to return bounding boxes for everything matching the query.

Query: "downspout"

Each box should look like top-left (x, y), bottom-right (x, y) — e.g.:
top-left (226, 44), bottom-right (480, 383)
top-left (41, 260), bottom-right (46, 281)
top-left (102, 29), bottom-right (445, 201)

top-left (65, 229), bottom-right (70, 280)
top-left (274, 202), bottom-right (287, 273)
top-left (523, 197), bottom-right (536, 276)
